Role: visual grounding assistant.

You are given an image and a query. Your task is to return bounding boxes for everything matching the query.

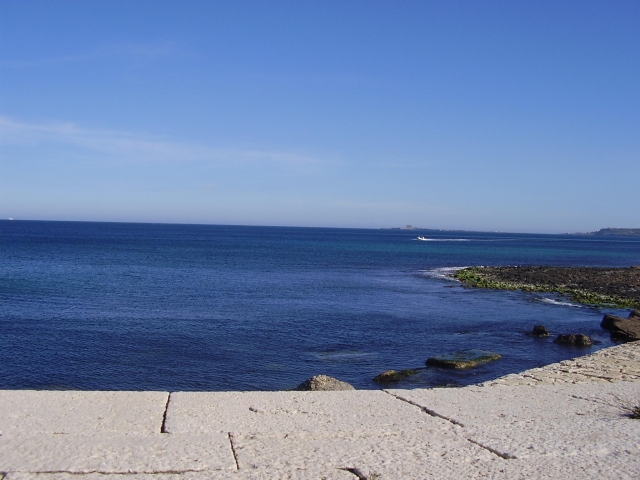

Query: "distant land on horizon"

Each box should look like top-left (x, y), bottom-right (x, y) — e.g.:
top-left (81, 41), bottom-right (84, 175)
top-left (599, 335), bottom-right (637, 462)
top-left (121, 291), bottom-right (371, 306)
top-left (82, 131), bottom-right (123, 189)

top-left (589, 228), bottom-right (640, 236)
top-left (383, 225), bottom-right (640, 236)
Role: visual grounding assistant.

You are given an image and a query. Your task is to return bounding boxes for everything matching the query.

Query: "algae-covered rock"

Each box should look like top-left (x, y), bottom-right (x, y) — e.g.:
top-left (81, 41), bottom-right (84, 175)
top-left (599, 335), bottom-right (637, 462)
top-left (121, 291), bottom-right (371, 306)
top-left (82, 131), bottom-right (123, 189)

top-left (553, 334), bottom-right (593, 346)
top-left (295, 375), bottom-right (355, 391)
top-left (454, 266), bottom-right (640, 309)
top-left (373, 369), bottom-right (418, 383)
top-left (426, 350), bottom-right (501, 369)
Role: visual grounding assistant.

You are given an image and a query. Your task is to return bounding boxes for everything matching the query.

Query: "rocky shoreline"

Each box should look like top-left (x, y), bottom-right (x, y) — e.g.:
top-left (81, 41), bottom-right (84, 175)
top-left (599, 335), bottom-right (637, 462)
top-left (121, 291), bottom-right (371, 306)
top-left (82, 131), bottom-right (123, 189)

top-left (453, 265), bottom-right (640, 308)
top-left (306, 266), bottom-right (640, 390)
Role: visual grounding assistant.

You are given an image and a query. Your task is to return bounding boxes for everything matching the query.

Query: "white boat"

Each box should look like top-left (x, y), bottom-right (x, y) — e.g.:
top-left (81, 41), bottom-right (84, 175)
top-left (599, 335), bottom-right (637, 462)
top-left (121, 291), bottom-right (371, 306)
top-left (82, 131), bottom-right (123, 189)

top-left (417, 236), bottom-right (428, 241)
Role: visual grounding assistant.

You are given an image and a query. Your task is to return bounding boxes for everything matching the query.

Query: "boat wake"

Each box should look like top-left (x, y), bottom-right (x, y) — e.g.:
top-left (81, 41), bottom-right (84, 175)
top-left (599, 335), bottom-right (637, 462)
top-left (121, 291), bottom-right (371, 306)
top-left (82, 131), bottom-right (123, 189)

top-left (416, 236), bottom-right (470, 241)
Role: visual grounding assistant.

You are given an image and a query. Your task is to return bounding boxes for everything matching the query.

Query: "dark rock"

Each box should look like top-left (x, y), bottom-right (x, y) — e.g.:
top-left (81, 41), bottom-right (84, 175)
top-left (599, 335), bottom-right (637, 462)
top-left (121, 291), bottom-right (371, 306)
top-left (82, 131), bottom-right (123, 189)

top-left (295, 374), bottom-right (355, 391)
top-left (373, 369), bottom-right (418, 383)
top-left (532, 325), bottom-right (549, 336)
top-left (426, 349), bottom-right (501, 369)
top-left (553, 334), bottom-right (593, 346)
top-left (601, 314), bottom-right (621, 330)
top-left (600, 311), bottom-right (640, 341)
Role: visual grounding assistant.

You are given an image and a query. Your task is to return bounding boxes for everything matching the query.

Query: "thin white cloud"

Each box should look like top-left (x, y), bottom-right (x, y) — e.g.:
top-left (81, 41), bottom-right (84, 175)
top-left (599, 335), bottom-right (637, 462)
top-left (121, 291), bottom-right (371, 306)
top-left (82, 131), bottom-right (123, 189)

top-left (328, 199), bottom-right (448, 213)
top-left (0, 116), bottom-right (325, 168)
top-left (0, 42), bottom-right (184, 69)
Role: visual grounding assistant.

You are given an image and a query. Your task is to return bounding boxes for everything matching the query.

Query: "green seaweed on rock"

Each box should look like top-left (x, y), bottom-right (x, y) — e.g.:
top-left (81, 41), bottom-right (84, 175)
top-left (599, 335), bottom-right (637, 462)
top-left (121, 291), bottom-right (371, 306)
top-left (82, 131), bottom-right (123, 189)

top-left (372, 369), bottom-right (419, 383)
top-left (426, 350), bottom-right (501, 369)
top-left (453, 267), bottom-right (640, 309)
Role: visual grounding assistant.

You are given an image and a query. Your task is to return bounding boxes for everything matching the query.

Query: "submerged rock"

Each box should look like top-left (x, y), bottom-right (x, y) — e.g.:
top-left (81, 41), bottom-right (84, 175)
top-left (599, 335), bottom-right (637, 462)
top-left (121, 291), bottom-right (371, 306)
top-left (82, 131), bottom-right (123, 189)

top-left (601, 311), bottom-right (640, 341)
top-left (296, 375), bottom-right (355, 391)
top-left (426, 350), bottom-right (501, 369)
top-left (553, 334), bottom-right (593, 346)
top-left (532, 325), bottom-right (550, 336)
top-left (373, 369), bottom-right (418, 383)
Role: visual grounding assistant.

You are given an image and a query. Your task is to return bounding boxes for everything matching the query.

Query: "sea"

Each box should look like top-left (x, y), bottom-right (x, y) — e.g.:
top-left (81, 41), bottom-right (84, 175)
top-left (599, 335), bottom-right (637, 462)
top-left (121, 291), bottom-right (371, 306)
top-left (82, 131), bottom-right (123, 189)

top-left (1, 220), bottom-right (639, 391)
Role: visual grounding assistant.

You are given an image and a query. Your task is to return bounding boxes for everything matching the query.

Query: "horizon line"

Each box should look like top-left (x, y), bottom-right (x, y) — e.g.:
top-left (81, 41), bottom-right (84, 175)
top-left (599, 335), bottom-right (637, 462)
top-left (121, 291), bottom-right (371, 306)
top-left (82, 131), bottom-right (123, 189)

top-left (0, 217), bottom-right (621, 236)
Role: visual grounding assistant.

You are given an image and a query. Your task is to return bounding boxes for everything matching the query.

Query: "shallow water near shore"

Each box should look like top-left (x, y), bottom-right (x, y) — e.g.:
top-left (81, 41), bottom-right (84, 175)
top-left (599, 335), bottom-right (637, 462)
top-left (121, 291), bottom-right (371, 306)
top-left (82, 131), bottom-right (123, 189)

top-left (1, 221), bottom-right (639, 391)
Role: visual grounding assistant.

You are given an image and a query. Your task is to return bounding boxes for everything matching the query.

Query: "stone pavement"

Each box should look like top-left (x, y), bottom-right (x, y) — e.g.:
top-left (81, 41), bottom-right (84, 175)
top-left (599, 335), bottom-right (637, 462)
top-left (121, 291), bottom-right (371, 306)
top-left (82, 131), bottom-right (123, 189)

top-left (1, 342), bottom-right (639, 479)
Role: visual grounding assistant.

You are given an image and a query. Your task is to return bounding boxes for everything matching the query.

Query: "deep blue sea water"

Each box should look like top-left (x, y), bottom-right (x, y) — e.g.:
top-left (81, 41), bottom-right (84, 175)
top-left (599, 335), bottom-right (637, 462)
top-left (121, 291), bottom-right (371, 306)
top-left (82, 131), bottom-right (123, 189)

top-left (1, 221), bottom-right (639, 391)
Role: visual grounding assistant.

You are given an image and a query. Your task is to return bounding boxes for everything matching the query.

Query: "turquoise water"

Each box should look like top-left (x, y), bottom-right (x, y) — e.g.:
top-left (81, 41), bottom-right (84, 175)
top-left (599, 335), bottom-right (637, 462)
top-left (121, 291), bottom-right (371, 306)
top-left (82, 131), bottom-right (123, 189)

top-left (1, 220), bottom-right (638, 390)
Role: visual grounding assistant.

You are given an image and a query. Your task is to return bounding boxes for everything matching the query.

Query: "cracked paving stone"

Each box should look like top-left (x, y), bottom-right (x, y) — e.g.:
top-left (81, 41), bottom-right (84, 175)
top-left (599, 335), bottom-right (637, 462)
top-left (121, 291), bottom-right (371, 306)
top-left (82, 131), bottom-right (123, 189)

top-left (387, 381), bottom-right (640, 460)
top-left (164, 390), bottom-right (455, 435)
top-left (231, 429), bottom-right (499, 479)
top-left (474, 451), bottom-right (640, 480)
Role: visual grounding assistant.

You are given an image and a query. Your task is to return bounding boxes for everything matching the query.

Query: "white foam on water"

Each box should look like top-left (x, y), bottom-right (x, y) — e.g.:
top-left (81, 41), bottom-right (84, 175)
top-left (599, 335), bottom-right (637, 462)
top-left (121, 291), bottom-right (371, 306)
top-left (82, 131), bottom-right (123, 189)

top-left (418, 266), bottom-right (469, 281)
top-left (537, 297), bottom-right (583, 308)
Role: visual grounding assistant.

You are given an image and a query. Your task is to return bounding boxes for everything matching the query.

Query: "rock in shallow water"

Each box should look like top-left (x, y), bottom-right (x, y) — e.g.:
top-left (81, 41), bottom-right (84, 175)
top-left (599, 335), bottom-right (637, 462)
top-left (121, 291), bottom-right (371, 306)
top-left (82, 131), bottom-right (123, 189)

top-left (295, 375), bottom-right (355, 391)
top-left (426, 349), bottom-right (501, 369)
top-left (601, 310), bottom-right (640, 341)
top-left (532, 325), bottom-right (550, 336)
top-left (553, 333), bottom-right (593, 346)
top-left (373, 369), bottom-right (419, 383)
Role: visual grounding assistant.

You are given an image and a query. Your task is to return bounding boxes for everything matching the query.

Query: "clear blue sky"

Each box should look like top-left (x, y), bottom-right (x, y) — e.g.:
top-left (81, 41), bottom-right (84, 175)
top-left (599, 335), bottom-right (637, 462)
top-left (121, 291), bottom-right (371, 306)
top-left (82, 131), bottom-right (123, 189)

top-left (1, 1), bottom-right (639, 232)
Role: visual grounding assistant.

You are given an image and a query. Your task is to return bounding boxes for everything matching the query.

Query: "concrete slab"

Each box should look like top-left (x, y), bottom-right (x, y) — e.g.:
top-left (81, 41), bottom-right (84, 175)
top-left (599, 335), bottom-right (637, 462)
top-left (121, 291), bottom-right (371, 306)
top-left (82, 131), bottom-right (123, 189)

top-left (483, 341), bottom-right (640, 386)
top-left (477, 452), bottom-right (640, 480)
top-left (0, 433), bottom-right (234, 474)
top-left (387, 381), bottom-right (640, 460)
top-left (4, 469), bottom-right (355, 480)
top-left (0, 391), bottom-right (168, 435)
top-left (165, 390), bottom-right (451, 435)
top-left (232, 429), bottom-right (499, 479)
top-left (228, 468), bottom-right (360, 479)
top-left (2, 343), bottom-right (639, 479)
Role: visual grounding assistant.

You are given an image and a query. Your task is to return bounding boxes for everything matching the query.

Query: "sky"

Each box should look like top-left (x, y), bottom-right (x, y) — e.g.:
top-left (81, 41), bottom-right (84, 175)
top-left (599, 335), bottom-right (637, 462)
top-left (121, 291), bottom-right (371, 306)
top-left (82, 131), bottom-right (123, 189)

top-left (1, 1), bottom-right (639, 233)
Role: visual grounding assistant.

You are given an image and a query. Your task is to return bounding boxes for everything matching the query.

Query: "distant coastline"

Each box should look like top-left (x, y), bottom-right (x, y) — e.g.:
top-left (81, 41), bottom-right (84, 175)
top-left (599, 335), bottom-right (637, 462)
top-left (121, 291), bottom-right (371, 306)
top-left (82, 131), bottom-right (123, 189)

top-left (589, 228), bottom-right (640, 236)
top-left (381, 226), bottom-right (640, 236)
